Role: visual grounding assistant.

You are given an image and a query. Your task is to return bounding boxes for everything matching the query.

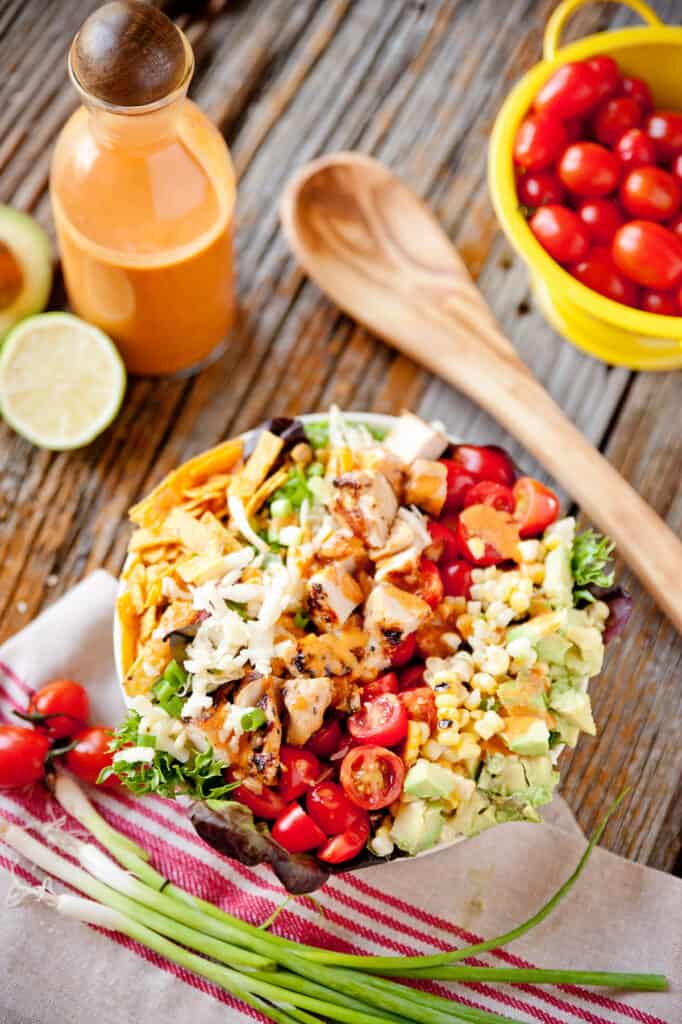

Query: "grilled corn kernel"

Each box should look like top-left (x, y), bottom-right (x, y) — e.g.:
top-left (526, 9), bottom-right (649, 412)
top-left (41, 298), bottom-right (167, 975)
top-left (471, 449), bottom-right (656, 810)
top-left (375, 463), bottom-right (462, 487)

top-left (404, 720), bottom-right (430, 765)
top-left (464, 688), bottom-right (482, 710)
top-left (521, 562), bottom-right (545, 583)
top-left (466, 600), bottom-right (482, 616)
top-left (480, 645), bottom-right (510, 677)
top-left (456, 614), bottom-right (474, 639)
top-left (437, 728), bottom-right (461, 747)
top-left (453, 735), bottom-right (481, 761)
top-left (423, 738), bottom-right (444, 761)
top-left (518, 539), bottom-right (544, 562)
top-left (509, 589), bottom-right (531, 614)
top-left (529, 596), bottom-right (551, 617)
top-left (472, 671), bottom-right (496, 694)
top-left (370, 826), bottom-right (394, 857)
top-left (451, 595), bottom-right (467, 614)
top-left (474, 709), bottom-right (505, 740)
top-left (442, 632), bottom-right (462, 652)
top-left (435, 696), bottom-right (463, 715)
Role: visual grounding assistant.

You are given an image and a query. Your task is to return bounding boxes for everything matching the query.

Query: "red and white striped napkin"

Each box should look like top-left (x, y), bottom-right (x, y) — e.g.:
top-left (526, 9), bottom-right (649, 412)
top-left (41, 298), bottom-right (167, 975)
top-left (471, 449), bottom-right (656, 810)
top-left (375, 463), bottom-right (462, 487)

top-left (0, 572), bottom-right (679, 1024)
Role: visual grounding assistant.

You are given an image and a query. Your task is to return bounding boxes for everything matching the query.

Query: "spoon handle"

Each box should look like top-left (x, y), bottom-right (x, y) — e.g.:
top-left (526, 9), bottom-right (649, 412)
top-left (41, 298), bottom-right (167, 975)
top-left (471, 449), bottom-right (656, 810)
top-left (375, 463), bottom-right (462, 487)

top-left (407, 311), bottom-right (682, 632)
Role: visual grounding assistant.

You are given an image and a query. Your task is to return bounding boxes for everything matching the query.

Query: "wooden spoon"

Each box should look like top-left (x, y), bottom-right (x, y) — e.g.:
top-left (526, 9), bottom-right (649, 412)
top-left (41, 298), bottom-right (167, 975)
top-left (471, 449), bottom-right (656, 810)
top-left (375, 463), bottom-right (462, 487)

top-left (280, 151), bottom-right (682, 633)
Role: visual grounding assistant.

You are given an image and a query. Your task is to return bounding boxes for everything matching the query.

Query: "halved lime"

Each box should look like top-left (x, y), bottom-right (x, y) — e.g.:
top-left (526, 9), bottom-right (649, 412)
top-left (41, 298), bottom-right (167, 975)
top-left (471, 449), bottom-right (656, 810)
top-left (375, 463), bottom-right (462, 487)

top-left (0, 312), bottom-right (126, 450)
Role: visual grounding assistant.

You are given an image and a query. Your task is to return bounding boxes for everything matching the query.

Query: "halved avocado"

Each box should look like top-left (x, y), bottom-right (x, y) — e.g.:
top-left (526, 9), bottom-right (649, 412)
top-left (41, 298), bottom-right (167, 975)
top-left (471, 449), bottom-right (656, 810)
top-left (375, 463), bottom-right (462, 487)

top-left (0, 206), bottom-right (52, 340)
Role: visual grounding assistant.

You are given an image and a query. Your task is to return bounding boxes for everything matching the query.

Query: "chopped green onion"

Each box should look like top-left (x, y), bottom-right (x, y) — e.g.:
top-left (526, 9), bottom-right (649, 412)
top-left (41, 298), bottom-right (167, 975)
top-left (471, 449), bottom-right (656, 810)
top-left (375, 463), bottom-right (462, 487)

top-left (240, 707), bottom-right (267, 732)
top-left (226, 599), bottom-right (249, 620)
top-left (294, 609), bottom-right (311, 630)
top-left (271, 497), bottom-right (293, 519)
top-left (306, 462), bottom-right (324, 477)
top-left (152, 659), bottom-right (188, 717)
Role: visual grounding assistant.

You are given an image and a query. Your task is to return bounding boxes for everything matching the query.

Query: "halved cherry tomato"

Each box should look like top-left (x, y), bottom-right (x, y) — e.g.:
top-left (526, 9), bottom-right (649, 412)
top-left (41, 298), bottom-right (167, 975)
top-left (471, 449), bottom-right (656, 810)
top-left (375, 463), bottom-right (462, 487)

top-left (513, 113), bottom-right (567, 171)
top-left (440, 459), bottom-right (477, 512)
top-left (512, 477), bottom-right (560, 538)
top-left (348, 693), bottom-right (408, 748)
top-left (399, 687), bottom-right (437, 732)
top-left (622, 75), bottom-right (653, 116)
top-left (316, 816), bottom-right (370, 864)
top-left (530, 205), bottom-right (591, 265)
top-left (25, 678), bottom-right (90, 740)
top-left (670, 153), bottom-right (682, 186)
top-left (426, 519), bottom-right (459, 563)
top-left (576, 198), bottom-right (624, 245)
top-left (65, 726), bottom-right (120, 789)
top-left (615, 129), bottom-right (658, 171)
top-left (230, 777), bottom-right (286, 819)
top-left (640, 289), bottom-right (679, 315)
top-left (389, 631), bottom-right (417, 667)
top-left (340, 745), bottom-right (405, 810)
top-left (645, 110), bottom-right (682, 160)
top-left (306, 780), bottom-right (366, 835)
top-left (558, 142), bottom-right (620, 198)
top-left (587, 55), bottom-right (620, 103)
top-left (278, 746), bottom-right (321, 803)
top-left (463, 480), bottom-right (514, 513)
top-left (415, 557), bottom-right (444, 609)
top-left (450, 444), bottom-right (516, 487)
top-left (398, 663), bottom-right (426, 691)
top-left (571, 246), bottom-right (640, 306)
top-left (593, 96), bottom-right (641, 146)
top-left (305, 717), bottom-right (343, 760)
top-left (612, 221), bottom-right (682, 290)
top-left (456, 519), bottom-right (504, 567)
top-left (620, 166), bottom-right (681, 222)
top-left (363, 672), bottom-right (399, 702)
top-left (534, 61), bottom-right (600, 119)
top-left (0, 725), bottom-right (49, 788)
top-left (516, 170), bottom-right (566, 208)
top-left (272, 803), bottom-right (326, 853)
top-left (440, 559), bottom-right (473, 599)
top-left (668, 212), bottom-right (682, 241)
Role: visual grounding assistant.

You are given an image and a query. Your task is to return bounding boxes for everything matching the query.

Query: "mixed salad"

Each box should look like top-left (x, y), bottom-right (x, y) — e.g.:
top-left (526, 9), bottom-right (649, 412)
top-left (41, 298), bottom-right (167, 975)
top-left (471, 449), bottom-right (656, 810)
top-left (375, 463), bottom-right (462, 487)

top-left (112, 409), bottom-right (630, 890)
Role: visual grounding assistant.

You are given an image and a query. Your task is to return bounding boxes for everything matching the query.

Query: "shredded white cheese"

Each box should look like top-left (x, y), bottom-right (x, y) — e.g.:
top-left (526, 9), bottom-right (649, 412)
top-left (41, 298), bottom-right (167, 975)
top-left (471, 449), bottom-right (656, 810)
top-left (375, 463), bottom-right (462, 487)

top-left (228, 494), bottom-right (269, 553)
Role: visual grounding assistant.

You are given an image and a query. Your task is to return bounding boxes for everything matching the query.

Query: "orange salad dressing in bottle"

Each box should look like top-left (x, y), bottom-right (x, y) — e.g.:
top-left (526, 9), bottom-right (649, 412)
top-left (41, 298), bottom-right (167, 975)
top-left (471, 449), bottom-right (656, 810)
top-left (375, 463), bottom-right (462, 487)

top-left (50, 2), bottom-right (235, 375)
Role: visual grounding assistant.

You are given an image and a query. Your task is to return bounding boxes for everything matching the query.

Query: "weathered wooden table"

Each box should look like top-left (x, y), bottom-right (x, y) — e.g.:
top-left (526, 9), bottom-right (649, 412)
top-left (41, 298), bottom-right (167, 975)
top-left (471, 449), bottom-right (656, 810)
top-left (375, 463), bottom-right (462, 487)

top-left (0, 0), bottom-right (680, 873)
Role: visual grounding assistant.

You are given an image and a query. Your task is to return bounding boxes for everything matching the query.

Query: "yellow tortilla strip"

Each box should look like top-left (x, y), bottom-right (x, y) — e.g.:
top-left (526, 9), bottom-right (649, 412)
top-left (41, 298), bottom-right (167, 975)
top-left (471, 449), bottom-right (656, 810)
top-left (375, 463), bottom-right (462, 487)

top-left (229, 431), bottom-right (283, 500)
top-left (183, 474), bottom-right (232, 499)
top-left (139, 605), bottom-right (159, 642)
top-left (177, 553), bottom-right (239, 585)
top-left (163, 507), bottom-right (225, 556)
top-left (123, 638), bottom-right (170, 697)
top-left (130, 438), bottom-right (243, 529)
top-left (246, 465), bottom-right (289, 517)
top-left (117, 591), bottom-right (140, 675)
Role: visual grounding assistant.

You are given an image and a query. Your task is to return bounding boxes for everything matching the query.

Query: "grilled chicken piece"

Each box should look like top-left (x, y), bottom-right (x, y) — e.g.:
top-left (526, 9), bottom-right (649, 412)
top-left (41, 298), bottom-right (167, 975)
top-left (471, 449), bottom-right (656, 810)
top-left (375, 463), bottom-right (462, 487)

top-left (307, 563), bottom-right (363, 632)
top-left (283, 624), bottom-right (366, 678)
top-left (315, 527), bottom-right (367, 572)
top-left (364, 581), bottom-right (431, 641)
top-left (374, 546), bottom-right (422, 582)
top-left (330, 470), bottom-right (397, 548)
top-left (383, 411), bottom-right (448, 464)
top-left (186, 684), bottom-right (235, 762)
top-left (405, 459), bottom-right (447, 517)
top-left (282, 676), bottom-right (333, 745)
top-left (369, 518), bottom-right (416, 561)
top-left (357, 446), bottom-right (404, 495)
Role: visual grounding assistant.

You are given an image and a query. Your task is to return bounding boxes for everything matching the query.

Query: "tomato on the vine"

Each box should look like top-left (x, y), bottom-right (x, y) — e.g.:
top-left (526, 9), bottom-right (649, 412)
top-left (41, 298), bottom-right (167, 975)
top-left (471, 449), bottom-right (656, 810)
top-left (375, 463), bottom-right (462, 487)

top-left (348, 693), bottom-right (408, 748)
top-left (620, 166), bottom-right (681, 222)
top-left (0, 725), bottom-right (49, 788)
top-left (571, 246), bottom-right (640, 306)
top-left (340, 745), bottom-right (405, 811)
top-left (25, 678), bottom-right (90, 740)
top-left (65, 726), bottom-right (120, 789)
top-left (612, 221), bottom-right (682, 290)
top-left (512, 477), bottom-right (560, 538)
top-left (577, 198), bottom-right (624, 245)
top-left (530, 205), bottom-right (591, 265)
top-left (558, 142), bottom-right (620, 198)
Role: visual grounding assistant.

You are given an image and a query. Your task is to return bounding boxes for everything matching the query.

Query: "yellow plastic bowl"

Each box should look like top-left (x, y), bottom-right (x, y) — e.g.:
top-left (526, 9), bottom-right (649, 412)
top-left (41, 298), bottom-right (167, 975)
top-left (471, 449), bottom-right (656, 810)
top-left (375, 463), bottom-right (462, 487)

top-left (489, 0), bottom-right (682, 370)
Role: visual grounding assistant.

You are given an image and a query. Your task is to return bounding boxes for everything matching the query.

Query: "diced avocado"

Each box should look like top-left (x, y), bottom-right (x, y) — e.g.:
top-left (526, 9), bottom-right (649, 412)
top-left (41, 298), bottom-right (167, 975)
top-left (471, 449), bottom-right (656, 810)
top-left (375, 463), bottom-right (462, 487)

top-left (507, 610), bottom-right (566, 646)
top-left (552, 716), bottom-right (581, 748)
top-left (521, 754), bottom-right (560, 805)
top-left (0, 206), bottom-right (52, 339)
top-left (564, 609), bottom-right (604, 676)
top-left (404, 759), bottom-right (457, 800)
top-left (544, 541), bottom-right (573, 610)
top-left (549, 687), bottom-right (596, 735)
top-left (503, 717), bottom-right (550, 757)
top-left (498, 672), bottom-right (547, 713)
top-left (536, 633), bottom-right (571, 666)
top-left (478, 752), bottom-right (558, 808)
top-left (451, 790), bottom-right (497, 837)
top-left (478, 753), bottom-right (527, 797)
top-left (390, 799), bottom-right (444, 855)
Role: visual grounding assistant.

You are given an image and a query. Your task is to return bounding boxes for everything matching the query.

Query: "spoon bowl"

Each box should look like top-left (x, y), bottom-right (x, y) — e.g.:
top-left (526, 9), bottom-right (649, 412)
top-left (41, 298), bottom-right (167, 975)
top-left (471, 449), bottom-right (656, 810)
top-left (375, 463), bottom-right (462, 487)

top-left (280, 151), bottom-right (682, 633)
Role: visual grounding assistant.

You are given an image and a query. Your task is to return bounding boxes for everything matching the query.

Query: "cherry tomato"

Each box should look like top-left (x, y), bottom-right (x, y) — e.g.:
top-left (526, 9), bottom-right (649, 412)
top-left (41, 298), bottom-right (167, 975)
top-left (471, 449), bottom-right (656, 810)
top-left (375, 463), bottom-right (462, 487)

top-left (668, 212), bottom-right (682, 241)
top-left (398, 663), bottom-right (426, 691)
top-left (670, 152), bottom-right (682, 186)
top-left (513, 113), bottom-right (568, 171)
top-left (612, 221), bottom-right (682, 289)
top-left (399, 687), bottom-right (437, 732)
top-left (272, 803), bottom-right (326, 853)
top-left (592, 96), bottom-right (641, 146)
top-left (440, 459), bottom-right (477, 512)
top-left (65, 726), bottom-right (120, 789)
top-left (25, 678), bottom-right (90, 740)
top-left (340, 745), bottom-right (405, 811)
top-left (571, 246), bottom-right (640, 306)
top-left (640, 289), bottom-right (679, 315)
top-left (530, 205), bottom-right (591, 264)
top-left (512, 477), bottom-right (560, 538)
top-left (620, 166), bottom-right (681, 221)
top-left (348, 693), bottom-right (408, 748)
top-left (316, 816), bottom-right (370, 864)
top-left (534, 61), bottom-right (600, 119)
top-left (415, 557), bottom-right (444, 610)
top-left (622, 75), bottom-right (653, 116)
top-left (615, 129), bottom-right (658, 171)
top-left (306, 780), bottom-right (366, 835)
top-left (278, 746), bottom-right (321, 803)
top-left (440, 559), bottom-right (473, 599)
top-left (389, 632), bottom-right (417, 667)
top-left (577, 198), bottom-right (624, 245)
top-left (463, 480), bottom-right (514, 513)
top-left (587, 55), bottom-right (620, 103)
top-left (645, 110), bottom-right (682, 160)
top-left (558, 142), bottom-right (621, 198)
top-left (426, 519), bottom-right (459, 563)
top-left (0, 725), bottom-right (49, 788)
top-left (363, 672), bottom-right (399, 702)
top-left (517, 170), bottom-right (566, 208)
top-left (450, 444), bottom-right (516, 487)
top-left (305, 717), bottom-right (343, 759)
top-left (456, 518), bottom-right (504, 567)
top-left (563, 117), bottom-right (584, 143)
top-left (231, 778), bottom-right (286, 819)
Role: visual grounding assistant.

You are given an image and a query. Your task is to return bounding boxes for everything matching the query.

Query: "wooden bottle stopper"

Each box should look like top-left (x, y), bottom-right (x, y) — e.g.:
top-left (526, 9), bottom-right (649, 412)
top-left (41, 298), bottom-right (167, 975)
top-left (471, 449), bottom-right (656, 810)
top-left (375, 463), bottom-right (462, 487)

top-left (71, 1), bottom-right (188, 107)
